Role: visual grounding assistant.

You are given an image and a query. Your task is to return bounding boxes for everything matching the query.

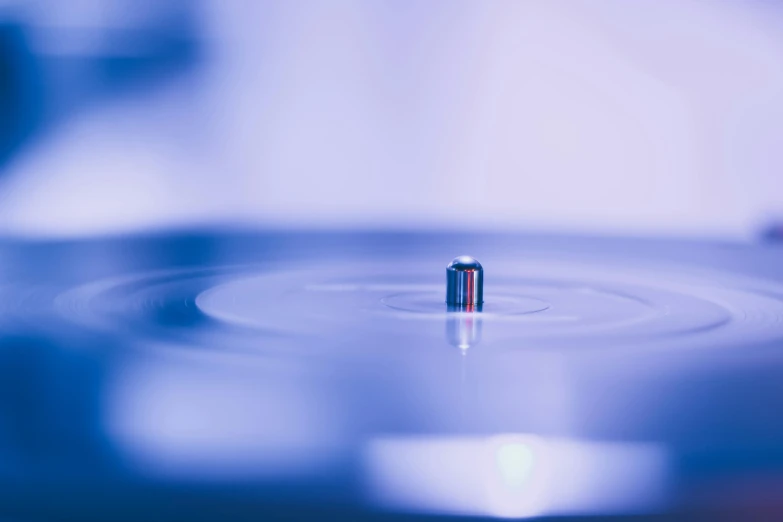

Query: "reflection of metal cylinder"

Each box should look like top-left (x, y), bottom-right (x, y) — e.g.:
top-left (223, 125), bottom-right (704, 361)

top-left (446, 256), bottom-right (483, 307)
top-left (446, 311), bottom-right (483, 350)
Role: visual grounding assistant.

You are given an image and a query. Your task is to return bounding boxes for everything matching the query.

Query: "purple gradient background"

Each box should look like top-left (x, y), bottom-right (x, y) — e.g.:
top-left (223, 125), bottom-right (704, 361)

top-left (0, 0), bottom-right (782, 238)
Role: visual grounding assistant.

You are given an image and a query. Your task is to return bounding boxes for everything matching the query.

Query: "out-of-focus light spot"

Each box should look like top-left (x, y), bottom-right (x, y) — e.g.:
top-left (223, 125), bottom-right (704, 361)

top-left (496, 442), bottom-right (534, 488)
top-left (105, 354), bottom-right (346, 480)
top-left (366, 434), bottom-right (670, 519)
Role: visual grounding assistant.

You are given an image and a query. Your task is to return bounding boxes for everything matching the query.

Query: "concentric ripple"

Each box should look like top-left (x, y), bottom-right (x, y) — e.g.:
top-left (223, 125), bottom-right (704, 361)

top-left (194, 260), bottom-right (783, 350)
top-left (43, 258), bottom-right (783, 352)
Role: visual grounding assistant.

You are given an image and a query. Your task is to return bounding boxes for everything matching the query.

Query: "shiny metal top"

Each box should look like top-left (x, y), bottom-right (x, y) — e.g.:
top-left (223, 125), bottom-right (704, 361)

top-left (448, 256), bottom-right (483, 272)
top-left (446, 255), bottom-right (484, 307)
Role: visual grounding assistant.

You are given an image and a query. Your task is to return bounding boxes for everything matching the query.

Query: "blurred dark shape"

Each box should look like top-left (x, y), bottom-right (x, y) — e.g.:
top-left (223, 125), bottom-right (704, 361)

top-left (40, 8), bottom-right (201, 109)
top-left (0, 4), bottom-right (200, 174)
top-left (762, 222), bottom-right (783, 243)
top-left (0, 332), bottom-right (114, 466)
top-left (0, 22), bottom-right (42, 167)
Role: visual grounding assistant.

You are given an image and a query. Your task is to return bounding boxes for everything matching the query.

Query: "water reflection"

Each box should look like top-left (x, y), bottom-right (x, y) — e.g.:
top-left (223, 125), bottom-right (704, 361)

top-left (366, 434), bottom-right (670, 518)
top-left (445, 305), bottom-right (483, 351)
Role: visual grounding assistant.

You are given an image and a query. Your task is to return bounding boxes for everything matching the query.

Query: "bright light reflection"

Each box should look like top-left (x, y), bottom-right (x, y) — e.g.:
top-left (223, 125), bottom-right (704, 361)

top-left (365, 434), bottom-right (670, 519)
top-left (496, 442), bottom-right (534, 488)
top-left (105, 354), bottom-right (345, 479)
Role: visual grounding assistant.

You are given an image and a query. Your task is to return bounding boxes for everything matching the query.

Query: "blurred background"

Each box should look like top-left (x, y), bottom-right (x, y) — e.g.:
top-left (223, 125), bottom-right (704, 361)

top-left (0, 0), bottom-right (782, 240)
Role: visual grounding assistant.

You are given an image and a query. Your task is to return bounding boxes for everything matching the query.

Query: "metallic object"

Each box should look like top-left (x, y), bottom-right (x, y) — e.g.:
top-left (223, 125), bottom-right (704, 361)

top-left (446, 255), bottom-right (483, 307)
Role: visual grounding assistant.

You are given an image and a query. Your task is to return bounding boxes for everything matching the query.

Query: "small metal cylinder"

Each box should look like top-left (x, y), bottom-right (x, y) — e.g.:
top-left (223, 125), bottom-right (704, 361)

top-left (446, 256), bottom-right (483, 307)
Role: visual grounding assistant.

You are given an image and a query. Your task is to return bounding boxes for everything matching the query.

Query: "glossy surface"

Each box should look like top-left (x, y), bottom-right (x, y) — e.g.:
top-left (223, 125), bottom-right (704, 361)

top-left (446, 255), bottom-right (484, 306)
top-left (0, 230), bottom-right (782, 521)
